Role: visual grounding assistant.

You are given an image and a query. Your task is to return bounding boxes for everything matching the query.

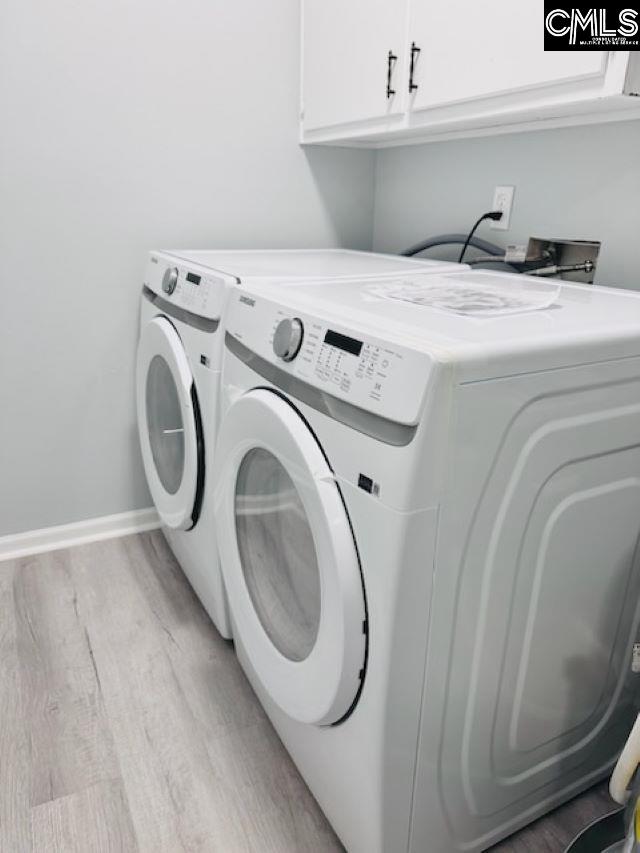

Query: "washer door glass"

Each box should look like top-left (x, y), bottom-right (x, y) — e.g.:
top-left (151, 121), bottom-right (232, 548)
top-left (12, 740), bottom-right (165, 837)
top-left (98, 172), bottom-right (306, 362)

top-left (146, 355), bottom-right (185, 495)
top-left (235, 447), bottom-right (321, 662)
top-left (215, 388), bottom-right (367, 726)
top-left (136, 316), bottom-right (201, 531)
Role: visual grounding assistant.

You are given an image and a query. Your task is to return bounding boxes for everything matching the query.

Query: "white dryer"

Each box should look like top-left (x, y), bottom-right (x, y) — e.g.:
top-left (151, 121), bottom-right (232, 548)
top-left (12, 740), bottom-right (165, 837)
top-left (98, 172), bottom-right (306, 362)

top-left (136, 249), bottom-right (464, 639)
top-left (213, 269), bottom-right (640, 852)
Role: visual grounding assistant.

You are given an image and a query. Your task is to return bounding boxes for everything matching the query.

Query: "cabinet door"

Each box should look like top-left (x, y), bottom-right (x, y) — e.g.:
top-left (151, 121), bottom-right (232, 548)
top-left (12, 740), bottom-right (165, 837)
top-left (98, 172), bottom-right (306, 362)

top-left (408, 0), bottom-right (607, 112)
top-left (302, 0), bottom-right (409, 132)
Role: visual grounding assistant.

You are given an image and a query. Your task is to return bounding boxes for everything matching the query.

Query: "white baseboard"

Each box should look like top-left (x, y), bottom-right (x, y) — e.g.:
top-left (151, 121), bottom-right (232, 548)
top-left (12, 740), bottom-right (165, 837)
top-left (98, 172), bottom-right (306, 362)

top-left (0, 508), bottom-right (160, 563)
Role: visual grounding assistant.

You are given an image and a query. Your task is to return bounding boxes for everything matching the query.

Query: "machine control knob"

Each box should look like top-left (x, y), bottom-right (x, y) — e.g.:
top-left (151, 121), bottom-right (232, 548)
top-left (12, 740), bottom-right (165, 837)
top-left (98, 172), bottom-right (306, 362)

top-left (273, 317), bottom-right (304, 362)
top-left (162, 266), bottom-right (179, 295)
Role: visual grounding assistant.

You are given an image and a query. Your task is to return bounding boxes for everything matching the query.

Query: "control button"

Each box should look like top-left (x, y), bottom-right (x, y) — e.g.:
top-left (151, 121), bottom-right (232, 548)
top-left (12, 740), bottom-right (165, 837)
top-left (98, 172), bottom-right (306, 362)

top-left (162, 266), bottom-right (179, 295)
top-left (273, 317), bottom-right (304, 362)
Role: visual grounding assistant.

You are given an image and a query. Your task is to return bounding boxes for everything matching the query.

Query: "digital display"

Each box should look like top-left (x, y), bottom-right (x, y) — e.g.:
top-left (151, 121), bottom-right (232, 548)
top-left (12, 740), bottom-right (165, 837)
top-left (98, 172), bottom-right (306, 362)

top-left (186, 272), bottom-right (201, 285)
top-left (324, 329), bottom-right (362, 356)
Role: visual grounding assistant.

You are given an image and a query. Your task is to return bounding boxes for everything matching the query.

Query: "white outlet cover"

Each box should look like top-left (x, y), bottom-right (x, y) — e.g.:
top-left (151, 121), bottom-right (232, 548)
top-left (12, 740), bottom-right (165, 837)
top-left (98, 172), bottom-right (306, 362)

top-left (491, 185), bottom-right (515, 230)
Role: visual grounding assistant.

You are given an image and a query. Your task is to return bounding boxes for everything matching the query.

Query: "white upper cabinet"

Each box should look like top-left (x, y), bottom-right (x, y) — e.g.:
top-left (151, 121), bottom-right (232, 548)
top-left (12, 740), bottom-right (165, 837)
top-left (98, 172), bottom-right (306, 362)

top-left (408, 1), bottom-right (607, 111)
top-left (302, 0), bottom-right (409, 132)
top-left (300, 0), bottom-right (640, 146)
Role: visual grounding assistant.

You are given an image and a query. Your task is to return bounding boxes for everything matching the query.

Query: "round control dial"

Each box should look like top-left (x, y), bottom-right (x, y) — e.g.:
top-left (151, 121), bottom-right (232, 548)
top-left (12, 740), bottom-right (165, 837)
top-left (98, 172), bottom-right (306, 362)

top-left (273, 317), bottom-right (304, 362)
top-left (162, 266), bottom-right (179, 295)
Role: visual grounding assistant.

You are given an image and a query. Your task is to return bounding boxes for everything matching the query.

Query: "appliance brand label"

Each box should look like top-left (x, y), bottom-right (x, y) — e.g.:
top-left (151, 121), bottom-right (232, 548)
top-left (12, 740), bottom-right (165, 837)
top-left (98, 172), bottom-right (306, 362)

top-left (544, 3), bottom-right (639, 48)
top-left (238, 295), bottom-right (255, 307)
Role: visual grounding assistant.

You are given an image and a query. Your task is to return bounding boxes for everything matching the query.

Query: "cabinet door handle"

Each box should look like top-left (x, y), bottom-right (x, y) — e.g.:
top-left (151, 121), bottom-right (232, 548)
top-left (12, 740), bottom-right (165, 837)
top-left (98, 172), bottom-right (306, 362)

top-left (409, 41), bottom-right (420, 92)
top-left (386, 50), bottom-right (397, 99)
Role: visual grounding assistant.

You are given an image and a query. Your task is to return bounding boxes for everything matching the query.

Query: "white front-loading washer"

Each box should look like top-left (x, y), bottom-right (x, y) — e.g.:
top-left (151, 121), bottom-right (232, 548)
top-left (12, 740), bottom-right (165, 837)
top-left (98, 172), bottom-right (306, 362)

top-left (213, 269), bottom-right (640, 852)
top-left (137, 254), bottom-right (236, 637)
top-left (137, 249), bottom-right (466, 640)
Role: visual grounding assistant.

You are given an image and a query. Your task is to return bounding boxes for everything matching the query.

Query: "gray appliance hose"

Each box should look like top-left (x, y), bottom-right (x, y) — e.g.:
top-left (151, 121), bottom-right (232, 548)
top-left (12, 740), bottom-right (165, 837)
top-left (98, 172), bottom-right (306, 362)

top-left (401, 233), bottom-right (506, 258)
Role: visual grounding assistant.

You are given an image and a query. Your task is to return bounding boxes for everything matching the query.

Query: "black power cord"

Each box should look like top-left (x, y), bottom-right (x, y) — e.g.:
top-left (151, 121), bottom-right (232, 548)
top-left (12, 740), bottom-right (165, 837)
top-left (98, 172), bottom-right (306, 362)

top-left (458, 210), bottom-right (504, 263)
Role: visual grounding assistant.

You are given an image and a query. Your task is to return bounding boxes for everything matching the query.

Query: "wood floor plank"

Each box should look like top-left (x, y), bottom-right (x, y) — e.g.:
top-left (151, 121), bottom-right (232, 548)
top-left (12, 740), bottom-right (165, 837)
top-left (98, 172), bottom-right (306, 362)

top-left (129, 532), bottom-right (342, 852)
top-left (70, 536), bottom-right (257, 852)
top-left (13, 550), bottom-right (120, 807)
top-left (0, 559), bottom-right (31, 852)
top-left (131, 532), bottom-right (264, 737)
top-left (30, 779), bottom-right (137, 853)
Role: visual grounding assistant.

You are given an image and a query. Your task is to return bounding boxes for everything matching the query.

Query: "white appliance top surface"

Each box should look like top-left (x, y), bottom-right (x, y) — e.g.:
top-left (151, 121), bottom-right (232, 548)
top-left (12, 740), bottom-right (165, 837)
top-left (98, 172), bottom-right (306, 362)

top-left (247, 270), bottom-right (640, 360)
top-left (160, 248), bottom-right (464, 280)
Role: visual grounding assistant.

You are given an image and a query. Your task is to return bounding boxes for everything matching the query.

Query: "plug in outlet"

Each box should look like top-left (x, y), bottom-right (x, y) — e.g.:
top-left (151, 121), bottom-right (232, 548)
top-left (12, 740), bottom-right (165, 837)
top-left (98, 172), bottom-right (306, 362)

top-left (491, 185), bottom-right (515, 230)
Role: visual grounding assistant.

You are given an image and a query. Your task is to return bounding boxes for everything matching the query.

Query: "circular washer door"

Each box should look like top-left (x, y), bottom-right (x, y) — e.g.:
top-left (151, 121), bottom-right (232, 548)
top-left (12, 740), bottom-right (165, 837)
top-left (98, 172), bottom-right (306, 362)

top-left (137, 316), bottom-right (201, 530)
top-left (214, 389), bottom-right (366, 726)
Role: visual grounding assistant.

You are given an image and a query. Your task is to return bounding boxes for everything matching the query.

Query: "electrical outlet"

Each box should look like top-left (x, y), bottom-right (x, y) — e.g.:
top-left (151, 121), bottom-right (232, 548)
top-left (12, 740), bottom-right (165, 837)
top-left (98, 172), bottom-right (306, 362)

top-left (491, 185), bottom-right (515, 230)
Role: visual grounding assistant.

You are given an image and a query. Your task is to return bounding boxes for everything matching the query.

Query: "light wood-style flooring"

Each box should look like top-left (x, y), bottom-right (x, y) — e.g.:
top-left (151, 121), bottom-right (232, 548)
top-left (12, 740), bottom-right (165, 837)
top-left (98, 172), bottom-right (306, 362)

top-left (0, 531), bottom-right (616, 852)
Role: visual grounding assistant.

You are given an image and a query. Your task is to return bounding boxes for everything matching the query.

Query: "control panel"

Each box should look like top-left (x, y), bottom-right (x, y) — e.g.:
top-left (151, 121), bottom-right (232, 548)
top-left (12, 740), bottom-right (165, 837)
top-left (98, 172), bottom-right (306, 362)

top-left (229, 293), bottom-right (432, 426)
top-left (302, 319), bottom-right (402, 405)
top-left (143, 253), bottom-right (227, 321)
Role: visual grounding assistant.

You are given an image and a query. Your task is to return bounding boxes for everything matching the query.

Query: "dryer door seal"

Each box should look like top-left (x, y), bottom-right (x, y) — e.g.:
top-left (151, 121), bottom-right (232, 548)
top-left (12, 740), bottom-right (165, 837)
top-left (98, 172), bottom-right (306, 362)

top-left (214, 388), bottom-right (367, 726)
top-left (137, 316), bottom-right (201, 530)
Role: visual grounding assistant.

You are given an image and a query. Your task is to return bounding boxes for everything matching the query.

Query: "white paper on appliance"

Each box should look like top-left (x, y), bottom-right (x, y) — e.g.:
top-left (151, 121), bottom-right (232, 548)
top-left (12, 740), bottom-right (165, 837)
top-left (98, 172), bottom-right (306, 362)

top-left (363, 273), bottom-right (560, 317)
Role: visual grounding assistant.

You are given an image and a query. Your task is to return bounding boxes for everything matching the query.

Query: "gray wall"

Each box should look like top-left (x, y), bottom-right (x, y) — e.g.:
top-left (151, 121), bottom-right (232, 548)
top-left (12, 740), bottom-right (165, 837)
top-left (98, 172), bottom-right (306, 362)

top-left (0, 0), bottom-right (375, 537)
top-left (372, 120), bottom-right (640, 290)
